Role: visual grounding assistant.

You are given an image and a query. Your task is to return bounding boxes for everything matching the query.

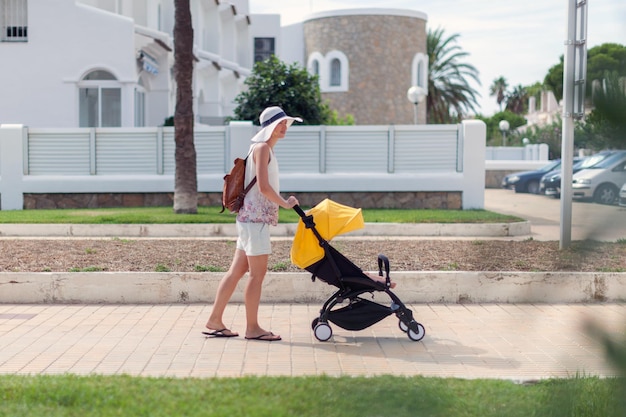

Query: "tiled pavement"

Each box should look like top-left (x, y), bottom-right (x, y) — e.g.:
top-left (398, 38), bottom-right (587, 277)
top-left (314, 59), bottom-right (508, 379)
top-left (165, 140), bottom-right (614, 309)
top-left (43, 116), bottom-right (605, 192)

top-left (1, 302), bottom-right (624, 380)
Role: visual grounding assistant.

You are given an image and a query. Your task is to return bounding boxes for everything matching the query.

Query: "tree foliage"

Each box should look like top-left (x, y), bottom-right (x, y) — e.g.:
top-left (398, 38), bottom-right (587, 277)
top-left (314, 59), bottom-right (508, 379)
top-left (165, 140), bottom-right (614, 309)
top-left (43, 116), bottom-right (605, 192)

top-left (511, 119), bottom-right (564, 158)
top-left (505, 84), bottom-right (529, 114)
top-left (579, 71), bottom-right (626, 149)
top-left (233, 56), bottom-right (332, 125)
top-left (427, 27), bottom-right (481, 124)
top-left (544, 43), bottom-right (626, 102)
top-left (489, 77), bottom-right (508, 112)
top-left (476, 111), bottom-right (527, 146)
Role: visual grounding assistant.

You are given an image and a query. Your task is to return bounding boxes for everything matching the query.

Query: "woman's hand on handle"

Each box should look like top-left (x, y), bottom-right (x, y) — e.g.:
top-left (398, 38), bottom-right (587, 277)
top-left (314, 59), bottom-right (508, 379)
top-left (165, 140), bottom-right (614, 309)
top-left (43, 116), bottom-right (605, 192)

top-left (283, 195), bottom-right (299, 209)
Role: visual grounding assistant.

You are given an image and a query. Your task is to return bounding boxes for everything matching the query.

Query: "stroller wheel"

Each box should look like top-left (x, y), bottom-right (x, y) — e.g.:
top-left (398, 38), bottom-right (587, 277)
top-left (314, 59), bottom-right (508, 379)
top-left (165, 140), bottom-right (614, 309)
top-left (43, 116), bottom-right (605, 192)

top-left (313, 322), bottom-right (333, 342)
top-left (311, 318), bottom-right (319, 330)
top-left (407, 322), bottom-right (426, 342)
top-left (398, 320), bottom-right (409, 333)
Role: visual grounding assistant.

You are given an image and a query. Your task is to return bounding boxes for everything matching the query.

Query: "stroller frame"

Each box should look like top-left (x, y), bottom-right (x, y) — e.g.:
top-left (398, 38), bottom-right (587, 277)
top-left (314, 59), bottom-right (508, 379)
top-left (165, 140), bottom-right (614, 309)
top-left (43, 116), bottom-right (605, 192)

top-left (294, 205), bottom-right (425, 342)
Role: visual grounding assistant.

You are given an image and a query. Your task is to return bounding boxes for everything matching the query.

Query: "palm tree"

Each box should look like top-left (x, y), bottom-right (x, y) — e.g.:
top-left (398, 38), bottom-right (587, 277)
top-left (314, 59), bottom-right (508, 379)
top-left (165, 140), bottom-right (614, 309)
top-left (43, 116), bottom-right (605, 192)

top-left (505, 84), bottom-right (528, 114)
top-left (173, 0), bottom-right (197, 214)
top-left (489, 76), bottom-right (509, 112)
top-left (427, 27), bottom-right (481, 124)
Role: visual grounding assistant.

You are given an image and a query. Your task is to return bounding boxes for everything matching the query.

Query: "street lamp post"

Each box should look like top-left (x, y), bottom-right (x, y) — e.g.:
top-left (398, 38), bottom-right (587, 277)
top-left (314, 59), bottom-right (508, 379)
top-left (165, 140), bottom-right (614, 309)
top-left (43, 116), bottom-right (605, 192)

top-left (407, 86), bottom-right (427, 124)
top-left (499, 120), bottom-right (510, 146)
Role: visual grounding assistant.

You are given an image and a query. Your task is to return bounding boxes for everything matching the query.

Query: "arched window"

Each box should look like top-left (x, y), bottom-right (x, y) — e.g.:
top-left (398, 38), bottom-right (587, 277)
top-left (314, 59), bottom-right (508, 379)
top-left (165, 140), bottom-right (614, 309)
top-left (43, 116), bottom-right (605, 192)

top-left (78, 70), bottom-right (121, 127)
top-left (312, 60), bottom-right (320, 77)
top-left (330, 58), bottom-right (341, 86)
top-left (324, 50), bottom-right (349, 92)
top-left (307, 51), bottom-right (325, 84)
top-left (411, 53), bottom-right (429, 90)
top-left (417, 61), bottom-right (424, 88)
top-left (308, 51), bottom-right (348, 92)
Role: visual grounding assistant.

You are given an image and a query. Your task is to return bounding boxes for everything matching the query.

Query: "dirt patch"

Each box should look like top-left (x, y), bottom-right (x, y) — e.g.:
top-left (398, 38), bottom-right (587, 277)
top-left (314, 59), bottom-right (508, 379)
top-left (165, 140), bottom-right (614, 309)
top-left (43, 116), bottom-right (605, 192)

top-left (1, 238), bottom-right (624, 273)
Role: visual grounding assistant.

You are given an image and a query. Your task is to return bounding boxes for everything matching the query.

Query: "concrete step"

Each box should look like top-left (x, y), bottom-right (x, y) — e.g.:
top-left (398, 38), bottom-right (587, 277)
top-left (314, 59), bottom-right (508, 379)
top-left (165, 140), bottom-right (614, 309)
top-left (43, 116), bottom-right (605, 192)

top-left (2, 270), bottom-right (625, 304)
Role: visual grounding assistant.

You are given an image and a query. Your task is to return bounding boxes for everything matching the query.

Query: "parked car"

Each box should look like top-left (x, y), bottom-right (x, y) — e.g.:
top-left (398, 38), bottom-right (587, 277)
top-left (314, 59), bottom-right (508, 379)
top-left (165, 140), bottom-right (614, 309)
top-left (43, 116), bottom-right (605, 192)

top-left (539, 152), bottom-right (615, 198)
top-left (501, 159), bottom-right (562, 194)
top-left (619, 182), bottom-right (626, 207)
top-left (572, 151), bottom-right (626, 205)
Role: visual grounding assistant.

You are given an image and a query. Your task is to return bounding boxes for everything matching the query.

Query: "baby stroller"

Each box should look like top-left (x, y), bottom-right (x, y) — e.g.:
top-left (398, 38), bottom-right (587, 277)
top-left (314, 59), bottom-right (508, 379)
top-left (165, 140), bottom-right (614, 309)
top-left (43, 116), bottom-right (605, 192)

top-left (291, 199), bottom-right (425, 342)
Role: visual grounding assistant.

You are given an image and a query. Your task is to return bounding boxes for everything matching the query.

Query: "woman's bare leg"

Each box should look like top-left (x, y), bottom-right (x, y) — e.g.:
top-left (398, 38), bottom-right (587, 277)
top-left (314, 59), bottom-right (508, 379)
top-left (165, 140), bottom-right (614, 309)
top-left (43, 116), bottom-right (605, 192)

top-left (244, 254), bottom-right (280, 340)
top-left (205, 248), bottom-right (249, 333)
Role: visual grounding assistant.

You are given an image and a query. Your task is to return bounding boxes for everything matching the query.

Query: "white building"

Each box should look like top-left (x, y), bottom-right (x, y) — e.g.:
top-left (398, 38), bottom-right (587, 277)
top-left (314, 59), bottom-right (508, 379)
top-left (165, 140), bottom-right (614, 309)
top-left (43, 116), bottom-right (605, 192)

top-left (1, 1), bottom-right (427, 127)
top-left (0, 0), bottom-right (256, 128)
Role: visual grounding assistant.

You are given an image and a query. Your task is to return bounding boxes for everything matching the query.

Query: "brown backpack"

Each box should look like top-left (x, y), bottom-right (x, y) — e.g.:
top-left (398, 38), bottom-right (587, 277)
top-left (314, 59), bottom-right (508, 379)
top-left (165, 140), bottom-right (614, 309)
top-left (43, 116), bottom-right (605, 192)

top-left (220, 156), bottom-right (257, 214)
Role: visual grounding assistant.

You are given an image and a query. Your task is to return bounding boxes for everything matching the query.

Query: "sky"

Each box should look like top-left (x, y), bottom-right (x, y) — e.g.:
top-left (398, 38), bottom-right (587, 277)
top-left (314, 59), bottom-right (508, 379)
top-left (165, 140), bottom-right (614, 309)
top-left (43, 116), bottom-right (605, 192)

top-left (249, 0), bottom-right (626, 117)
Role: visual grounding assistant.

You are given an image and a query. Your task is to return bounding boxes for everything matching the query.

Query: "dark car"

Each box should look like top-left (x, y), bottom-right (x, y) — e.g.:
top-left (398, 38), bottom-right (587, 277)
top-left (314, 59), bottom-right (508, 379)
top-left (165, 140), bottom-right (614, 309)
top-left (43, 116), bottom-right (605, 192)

top-left (539, 151), bottom-right (617, 198)
top-left (501, 159), bottom-right (563, 194)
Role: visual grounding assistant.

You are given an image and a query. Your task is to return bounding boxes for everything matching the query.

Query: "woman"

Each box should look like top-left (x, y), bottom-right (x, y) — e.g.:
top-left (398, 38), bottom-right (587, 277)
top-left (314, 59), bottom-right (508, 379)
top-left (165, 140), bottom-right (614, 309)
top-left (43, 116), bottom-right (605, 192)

top-left (204, 106), bottom-right (301, 342)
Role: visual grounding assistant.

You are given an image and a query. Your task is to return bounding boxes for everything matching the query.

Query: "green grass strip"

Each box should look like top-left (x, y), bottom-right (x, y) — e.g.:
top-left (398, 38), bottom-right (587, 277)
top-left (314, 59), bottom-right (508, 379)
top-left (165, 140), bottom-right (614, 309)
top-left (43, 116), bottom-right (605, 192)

top-left (0, 206), bottom-right (522, 224)
top-left (0, 375), bottom-right (624, 417)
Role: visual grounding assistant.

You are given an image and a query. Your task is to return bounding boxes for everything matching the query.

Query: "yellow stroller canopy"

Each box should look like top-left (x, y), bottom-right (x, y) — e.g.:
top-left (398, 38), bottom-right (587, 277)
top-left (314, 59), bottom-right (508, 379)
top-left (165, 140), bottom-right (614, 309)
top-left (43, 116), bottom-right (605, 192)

top-left (290, 199), bottom-right (364, 269)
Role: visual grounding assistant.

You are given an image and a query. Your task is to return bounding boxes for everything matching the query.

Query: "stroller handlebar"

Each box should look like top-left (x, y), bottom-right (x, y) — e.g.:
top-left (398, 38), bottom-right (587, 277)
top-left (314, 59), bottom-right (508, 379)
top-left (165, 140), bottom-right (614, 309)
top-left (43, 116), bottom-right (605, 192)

top-left (377, 254), bottom-right (391, 287)
top-left (292, 204), bottom-right (319, 234)
top-left (292, 204), bottom-right (306, 218)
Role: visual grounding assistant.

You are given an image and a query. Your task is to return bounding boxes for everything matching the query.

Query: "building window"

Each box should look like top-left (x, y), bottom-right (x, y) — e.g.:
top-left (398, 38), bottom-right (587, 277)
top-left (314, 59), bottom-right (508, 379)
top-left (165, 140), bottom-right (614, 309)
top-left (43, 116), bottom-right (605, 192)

top-left (254, 37), bottom-right (274, 63)
top-left (329, 58), bottom-right (341, 86)
top-left (307, 51), bottom-right (325, 82)
top-left (324, 50), bottom-right (349, 92)
top-left (417, 62), bottom-right (424, 88)
top-left (1, 0), bottom-right (28, 42)
top-left (79, 70), bottom-right (122, 128)
top-left (411, 53), bottom-right (429, 90)
top-left (311, 60), bottom-right (319, 76)
top-left (308, 51), bottom-right (349, 92)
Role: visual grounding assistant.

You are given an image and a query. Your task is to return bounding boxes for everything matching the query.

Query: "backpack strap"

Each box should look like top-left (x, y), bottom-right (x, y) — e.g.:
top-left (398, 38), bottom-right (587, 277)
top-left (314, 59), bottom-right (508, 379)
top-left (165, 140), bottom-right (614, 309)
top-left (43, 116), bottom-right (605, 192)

top-left (243, 144), bottom-right (271, 192)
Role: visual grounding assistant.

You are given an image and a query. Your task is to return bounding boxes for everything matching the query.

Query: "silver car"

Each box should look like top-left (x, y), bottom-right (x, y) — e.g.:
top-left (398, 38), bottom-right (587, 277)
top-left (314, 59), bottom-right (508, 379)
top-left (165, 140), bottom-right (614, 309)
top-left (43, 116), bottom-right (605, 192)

top-left (572, 151), bottom-right (626, 205)
top-left (619, 182), bottom-right (626, 207)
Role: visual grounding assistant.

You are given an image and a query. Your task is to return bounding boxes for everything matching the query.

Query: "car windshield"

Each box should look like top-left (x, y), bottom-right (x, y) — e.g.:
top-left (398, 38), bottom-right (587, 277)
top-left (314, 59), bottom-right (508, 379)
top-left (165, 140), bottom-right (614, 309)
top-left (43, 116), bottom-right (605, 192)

top-left (578, 153), bottom-right (612, 169)
top-left (590, 151), bottom-right (626, 169)
top-left (538, 160), bottom-right (561, 173)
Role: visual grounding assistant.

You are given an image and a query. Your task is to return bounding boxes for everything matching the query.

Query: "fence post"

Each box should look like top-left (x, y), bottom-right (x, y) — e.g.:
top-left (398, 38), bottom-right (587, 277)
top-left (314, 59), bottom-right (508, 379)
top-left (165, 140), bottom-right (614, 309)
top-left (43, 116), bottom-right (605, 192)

top-left (461, 120), bottom-right (486, 209)
top-left (0, 124), bottom-right (25, 210)
top-left (227, 121), bottom-right (255, 165)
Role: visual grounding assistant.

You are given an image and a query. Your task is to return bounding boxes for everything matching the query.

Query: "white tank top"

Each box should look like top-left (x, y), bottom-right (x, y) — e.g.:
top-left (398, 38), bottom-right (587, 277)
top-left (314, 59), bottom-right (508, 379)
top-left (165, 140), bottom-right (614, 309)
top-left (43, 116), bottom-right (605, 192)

top-left (236, 144), bottom-right (280, 225)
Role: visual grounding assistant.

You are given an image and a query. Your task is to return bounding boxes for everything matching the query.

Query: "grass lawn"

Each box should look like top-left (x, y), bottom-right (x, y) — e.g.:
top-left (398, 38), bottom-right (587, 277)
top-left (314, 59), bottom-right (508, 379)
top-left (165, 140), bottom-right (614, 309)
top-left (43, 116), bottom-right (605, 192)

top-left (0, 206), bottom-right (523, 224)
top-left (0, 374), bottom-right (624, 417)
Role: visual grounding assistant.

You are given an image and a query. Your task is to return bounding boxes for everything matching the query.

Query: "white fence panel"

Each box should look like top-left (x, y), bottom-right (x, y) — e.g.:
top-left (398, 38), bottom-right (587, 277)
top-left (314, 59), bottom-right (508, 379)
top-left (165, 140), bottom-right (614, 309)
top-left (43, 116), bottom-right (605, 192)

top-left (273, 127), bottom-right (321, 173)
top-left (195, 128), bottom-right (227, 174)
top-left (325, 126), bottom-right (389, 173)
top-left (95, 129), bottom-right (158, 174)
top-left (394, 125), bottom-right (459, 173)
top-left (27, 129), bottom-right (91, 175)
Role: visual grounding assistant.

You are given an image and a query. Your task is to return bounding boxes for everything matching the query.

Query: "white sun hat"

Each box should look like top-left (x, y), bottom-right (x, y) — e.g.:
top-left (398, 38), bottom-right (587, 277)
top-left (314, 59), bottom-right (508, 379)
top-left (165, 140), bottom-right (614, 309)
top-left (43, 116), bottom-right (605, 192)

top-left (250, 106), bottom-right (303, 143)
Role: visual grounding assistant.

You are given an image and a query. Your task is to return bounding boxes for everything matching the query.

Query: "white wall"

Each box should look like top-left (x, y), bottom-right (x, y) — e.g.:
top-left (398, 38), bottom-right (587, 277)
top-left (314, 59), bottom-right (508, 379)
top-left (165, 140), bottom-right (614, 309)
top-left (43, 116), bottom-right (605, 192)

top-left (0, 0), bottom-right (260, 128)
top-left (280, 23), bottom-right (305, 66)
top-left (0, 1), bottom-right (136, 127)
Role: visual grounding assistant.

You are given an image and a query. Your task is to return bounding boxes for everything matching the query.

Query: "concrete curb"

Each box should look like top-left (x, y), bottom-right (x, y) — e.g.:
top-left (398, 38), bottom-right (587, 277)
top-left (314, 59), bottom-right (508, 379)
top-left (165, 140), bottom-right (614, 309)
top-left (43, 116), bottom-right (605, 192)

top-left (2, 271), bottom-right (625, 304)
top-left (0, 222), bottom-right (532, 238)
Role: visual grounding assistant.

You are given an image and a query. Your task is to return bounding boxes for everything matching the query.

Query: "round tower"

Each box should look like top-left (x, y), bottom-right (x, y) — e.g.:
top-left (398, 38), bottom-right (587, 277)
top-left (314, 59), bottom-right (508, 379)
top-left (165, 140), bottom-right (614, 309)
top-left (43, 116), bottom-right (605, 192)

top-left (303, 9), bottom-right (428, 124)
